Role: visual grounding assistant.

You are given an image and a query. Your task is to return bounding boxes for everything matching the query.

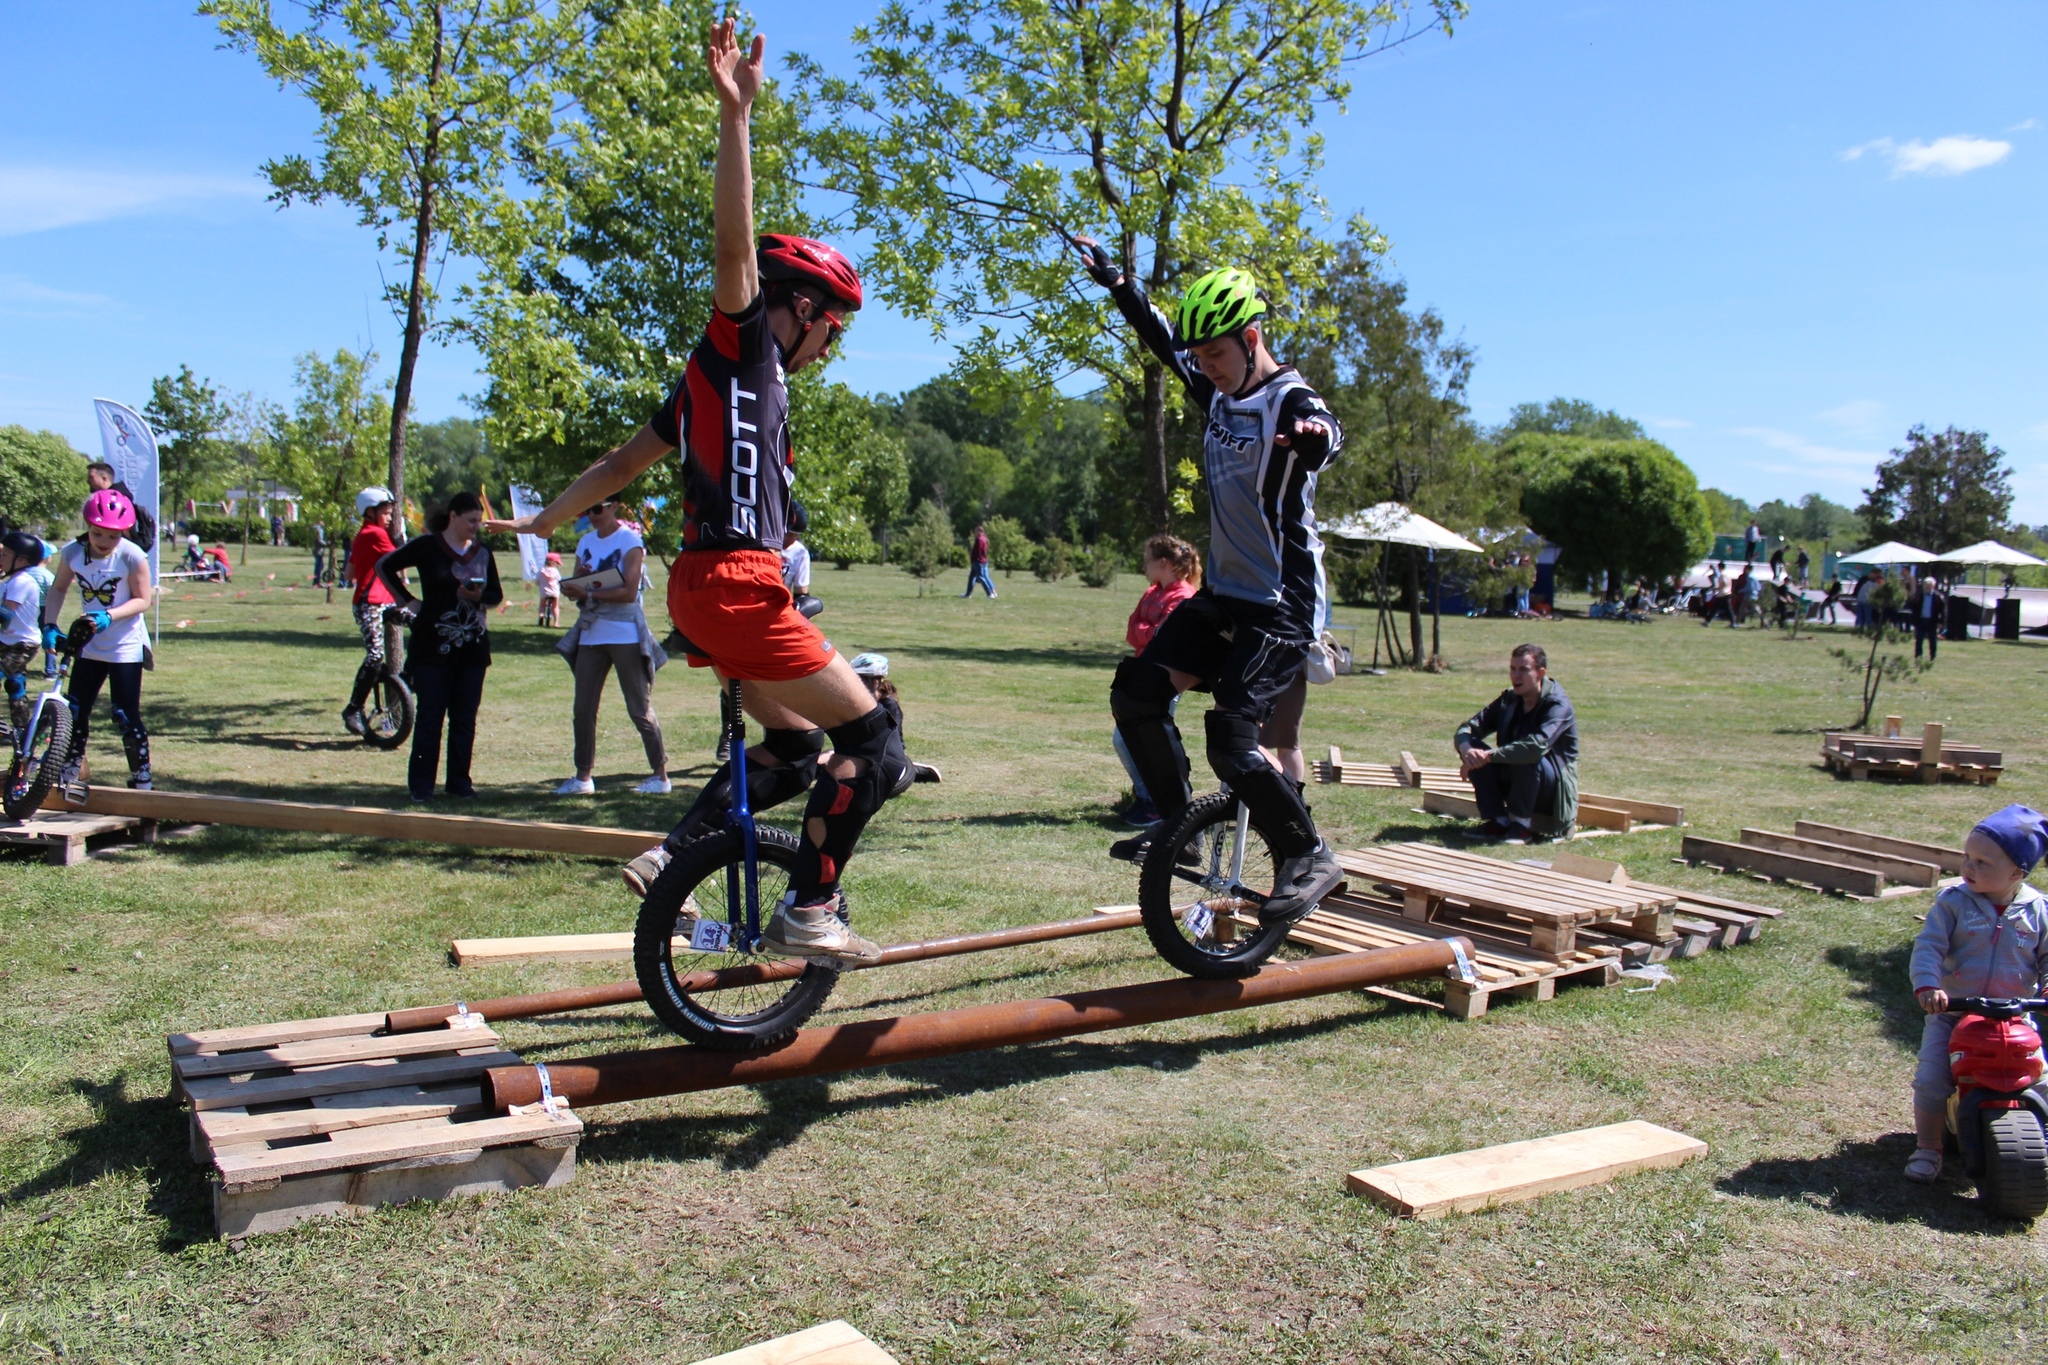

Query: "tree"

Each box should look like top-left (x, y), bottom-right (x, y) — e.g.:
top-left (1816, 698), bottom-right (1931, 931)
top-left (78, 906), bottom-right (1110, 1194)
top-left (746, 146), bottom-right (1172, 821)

top-left (895, 499), bottom-right (958, 593)
top-left (983, 515), bottom-right (1033, 577)
top-left (1518, 438), bottom-right (1713, 591)
top-left (144, 365), bottom-right (232, 522)
top-left (1500, 397), bottom-right (1645, 441)
top-left (788, 377), bottom-right (909, 567)
top-left (407, 417), bottom-right (503, 512)
top-left (270, 348), bottom-right (395, 534)
top-left (1697, 487), bottom-right (1752, 536)
top-left (218, 392), bottom-right (286, 564)
top-left (1756, 492), bottom-right (1858, 545)
top-left (1859, 425), bottom-right (2013, 552)
top-left (206, 0), bottom-right (580, 515)
top-left (796, 0), bottom-right (1462, 535)
top-left (0, 426), bottom-right (89, 533)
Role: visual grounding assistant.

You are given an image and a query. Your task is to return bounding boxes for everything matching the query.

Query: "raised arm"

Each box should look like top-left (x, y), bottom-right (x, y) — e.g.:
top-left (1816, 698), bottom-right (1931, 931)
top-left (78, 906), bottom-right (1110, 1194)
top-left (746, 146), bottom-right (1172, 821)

top-left (1071, 236), bottom-right (1209, 403)
top-left (707, 16), bottom-right (763, 314)
top-left (483, 426), bottom-right (672, 540)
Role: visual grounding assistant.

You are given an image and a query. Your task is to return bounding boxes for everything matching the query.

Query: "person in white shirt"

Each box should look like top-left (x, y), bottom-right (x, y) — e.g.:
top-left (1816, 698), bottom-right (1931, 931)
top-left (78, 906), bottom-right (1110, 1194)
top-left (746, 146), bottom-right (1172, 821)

top-left (781, 499), bottom-right (820, 617)
top-left (42, 490), bottom-right (155, 789)
top-left (553, 496), bottom-right (669, 795)
top-left (0, 530), bottom-right (49, 733)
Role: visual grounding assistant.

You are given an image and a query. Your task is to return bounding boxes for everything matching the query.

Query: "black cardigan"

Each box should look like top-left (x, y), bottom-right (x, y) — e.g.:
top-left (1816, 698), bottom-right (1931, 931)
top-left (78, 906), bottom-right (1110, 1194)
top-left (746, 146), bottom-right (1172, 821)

top-left (377, 532), bottom-right (505, 669)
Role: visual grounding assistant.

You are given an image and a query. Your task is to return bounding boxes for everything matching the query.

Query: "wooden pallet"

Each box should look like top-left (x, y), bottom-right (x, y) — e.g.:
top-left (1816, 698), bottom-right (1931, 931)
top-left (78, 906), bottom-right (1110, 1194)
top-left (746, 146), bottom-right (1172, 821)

top-left (1544, 851), bottom-right (1779, 952)
top-left (1288, 890), bottom-right (1619, 1019)
top-left (169, 1010), bottom-right (581, 1238)
top-left (1791, 821), bottom-right (1964, 874)
top-left (1335, 844), bottom-right (1676, 960)
top-left (1321, 749), bottom-right (1686, 830)
top-left (1678, 834), bottom-right (1910, 898)
top-left (0, 810), bottom-right (151, 865)
top-left (1820, 724), bottom-right (2002, 785)
top-left (1318, 746), bottom-right (1468, 794)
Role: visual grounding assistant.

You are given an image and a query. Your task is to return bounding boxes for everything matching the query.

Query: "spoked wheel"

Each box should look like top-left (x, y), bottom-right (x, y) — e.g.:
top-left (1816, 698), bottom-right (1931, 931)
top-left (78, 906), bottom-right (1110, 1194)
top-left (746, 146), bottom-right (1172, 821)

top-left (634, 825), bottom-right (840, 1049)
top-left (3, 701), bottom-right (71, 820)
top-left (1137, 790), bottom-right (1294, 979)
top-left (361, 674), bottom-right (413, 750)
top-left (1979, 1107), bottom-right (2048, 1221)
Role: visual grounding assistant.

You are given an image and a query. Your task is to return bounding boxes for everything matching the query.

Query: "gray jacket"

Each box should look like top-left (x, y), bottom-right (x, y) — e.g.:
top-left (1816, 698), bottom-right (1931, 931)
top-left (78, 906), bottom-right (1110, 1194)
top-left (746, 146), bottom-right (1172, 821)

top-left (1910, 881), bottom-right (2048, 998)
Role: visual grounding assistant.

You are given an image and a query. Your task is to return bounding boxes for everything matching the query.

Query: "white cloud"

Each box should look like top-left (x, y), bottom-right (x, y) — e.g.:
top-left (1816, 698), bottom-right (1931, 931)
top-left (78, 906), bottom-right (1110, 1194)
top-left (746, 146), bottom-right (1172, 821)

top-left (1841, 135), bottom-right (2012, 177)
top-left (1731, 426), bottom-right (1882, 469)
top-left (2008, 118), bottom-right (2043, 133)
top-left (0, 164), bottom-right (263, 237)
top-left (0, 275), bottom-right (112, 309)
top-left (1816, 399), bottom-right (1889, 441)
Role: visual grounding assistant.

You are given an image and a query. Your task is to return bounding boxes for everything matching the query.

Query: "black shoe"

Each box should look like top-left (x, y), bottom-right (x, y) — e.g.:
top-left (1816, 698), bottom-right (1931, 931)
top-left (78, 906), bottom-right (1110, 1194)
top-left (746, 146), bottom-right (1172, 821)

top-left (1259, 842), bottom-right (1345, 925)
top-left (1109, 823), bottom-right (1200, 867)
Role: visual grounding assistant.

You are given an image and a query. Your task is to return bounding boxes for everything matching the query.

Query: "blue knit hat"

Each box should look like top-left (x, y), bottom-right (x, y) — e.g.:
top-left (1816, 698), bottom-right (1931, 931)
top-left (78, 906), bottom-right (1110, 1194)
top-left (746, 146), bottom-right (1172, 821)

top-left (1972, 805), bottom-right (2048, 876)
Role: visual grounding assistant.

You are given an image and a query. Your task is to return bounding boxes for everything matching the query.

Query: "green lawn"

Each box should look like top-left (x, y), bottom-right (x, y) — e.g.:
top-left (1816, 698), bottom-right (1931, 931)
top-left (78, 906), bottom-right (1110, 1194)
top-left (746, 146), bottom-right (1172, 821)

top-left (4, 545), bottom-right (2045, 1363)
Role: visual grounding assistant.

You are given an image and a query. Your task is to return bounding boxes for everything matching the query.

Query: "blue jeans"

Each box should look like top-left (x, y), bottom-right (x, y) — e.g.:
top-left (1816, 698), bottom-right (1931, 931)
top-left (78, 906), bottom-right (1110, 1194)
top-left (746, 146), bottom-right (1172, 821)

top-left (409, 663), bottom-right (487, 799)
top-left (963, 563), bottom-right (996, 597)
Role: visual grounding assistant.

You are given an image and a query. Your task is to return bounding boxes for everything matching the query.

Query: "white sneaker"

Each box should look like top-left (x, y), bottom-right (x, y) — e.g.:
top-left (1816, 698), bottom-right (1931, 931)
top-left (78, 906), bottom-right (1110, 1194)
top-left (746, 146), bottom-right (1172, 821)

top-left (635, 775), bottom-right (672, 795)
top-left (759, 892), bottom-right (883, 965)
top-left (553, 776), bottom-right (595, 796)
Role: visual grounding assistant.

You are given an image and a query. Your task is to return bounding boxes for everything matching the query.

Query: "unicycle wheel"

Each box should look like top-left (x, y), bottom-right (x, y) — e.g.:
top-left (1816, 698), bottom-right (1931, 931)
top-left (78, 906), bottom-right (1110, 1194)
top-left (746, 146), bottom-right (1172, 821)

top-left (633, 824), bottom-right (840, 1049)
top-left (361, 674), bottom-right (413, 750)
top-left (1137, 790), bottom-right (1294, 979)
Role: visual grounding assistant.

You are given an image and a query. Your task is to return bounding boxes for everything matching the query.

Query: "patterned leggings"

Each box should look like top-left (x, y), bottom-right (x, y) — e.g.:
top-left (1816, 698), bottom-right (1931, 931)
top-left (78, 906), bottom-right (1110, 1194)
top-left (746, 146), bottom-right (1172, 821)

top-left (349, 602), bottom-right (390, 708)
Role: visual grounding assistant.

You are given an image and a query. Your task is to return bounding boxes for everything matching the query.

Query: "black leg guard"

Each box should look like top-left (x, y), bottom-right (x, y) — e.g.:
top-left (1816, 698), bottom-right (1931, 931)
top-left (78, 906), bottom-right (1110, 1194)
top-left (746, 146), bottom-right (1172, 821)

top-left (1204, 710), bottom-right (1318, 858)
top-left (112, 703), bottom-right (150, 786)
top-left (1111, 656), bottom-right (1192, 824)
top-left (792, 705), bottom-right (908, 901)
top-left (664, 726), bottom-right (824, 852)
top-left (348, 656), bottom-right (382, 710)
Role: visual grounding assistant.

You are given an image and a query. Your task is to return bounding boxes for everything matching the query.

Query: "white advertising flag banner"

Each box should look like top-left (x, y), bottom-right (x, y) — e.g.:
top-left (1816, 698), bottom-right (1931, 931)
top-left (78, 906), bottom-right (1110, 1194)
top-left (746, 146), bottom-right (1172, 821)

top-left (510, 484), bottom-right (548, 582)
top-left (92, 398), bottom-right (160, 578)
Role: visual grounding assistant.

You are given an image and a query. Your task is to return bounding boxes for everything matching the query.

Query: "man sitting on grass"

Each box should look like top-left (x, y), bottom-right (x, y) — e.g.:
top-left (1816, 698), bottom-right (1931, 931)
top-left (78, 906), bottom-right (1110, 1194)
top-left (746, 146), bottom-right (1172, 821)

top-left (1453, 643), bottom-right (1579, 844)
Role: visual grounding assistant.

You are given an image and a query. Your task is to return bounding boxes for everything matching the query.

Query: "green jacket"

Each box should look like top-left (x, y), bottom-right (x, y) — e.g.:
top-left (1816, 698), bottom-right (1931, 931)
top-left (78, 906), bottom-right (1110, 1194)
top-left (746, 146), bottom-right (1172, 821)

top-left (1454, 677), bottom-right (1580, 836)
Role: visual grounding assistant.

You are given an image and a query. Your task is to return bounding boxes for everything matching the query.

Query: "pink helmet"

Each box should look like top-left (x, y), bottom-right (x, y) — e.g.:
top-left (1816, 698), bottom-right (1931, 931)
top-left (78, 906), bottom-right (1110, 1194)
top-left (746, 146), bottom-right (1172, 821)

top-left (83, 488), bottom-right (137, 531)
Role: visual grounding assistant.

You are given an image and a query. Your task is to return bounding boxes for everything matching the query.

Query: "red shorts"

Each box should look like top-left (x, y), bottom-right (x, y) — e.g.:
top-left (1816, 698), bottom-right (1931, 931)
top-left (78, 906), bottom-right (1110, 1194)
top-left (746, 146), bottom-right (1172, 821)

top-left (666, 549), bottom-right (836, 681)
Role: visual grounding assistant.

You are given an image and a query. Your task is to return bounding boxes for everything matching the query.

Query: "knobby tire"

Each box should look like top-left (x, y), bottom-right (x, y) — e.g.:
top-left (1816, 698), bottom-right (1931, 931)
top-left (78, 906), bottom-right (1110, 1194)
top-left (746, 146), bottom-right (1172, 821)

top-left (1137, 790), bottom-right (1294, 980)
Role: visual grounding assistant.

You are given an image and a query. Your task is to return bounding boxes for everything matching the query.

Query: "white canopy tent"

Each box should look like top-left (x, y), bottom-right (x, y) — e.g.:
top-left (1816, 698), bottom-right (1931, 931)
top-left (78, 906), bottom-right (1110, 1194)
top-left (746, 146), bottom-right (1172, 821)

top-left (1937, 539), bottom-right (2048, 569)
top-left (1835, 540), bottom-right (1938, 568)
top-left (1323, 502), bottom-right (1484, 554)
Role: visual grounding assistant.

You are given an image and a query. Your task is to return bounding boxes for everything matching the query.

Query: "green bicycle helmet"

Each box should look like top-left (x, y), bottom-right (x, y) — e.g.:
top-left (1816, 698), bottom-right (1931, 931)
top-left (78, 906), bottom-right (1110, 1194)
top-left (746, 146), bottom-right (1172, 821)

top-left (1174, 268), bottom-right (1268, 346)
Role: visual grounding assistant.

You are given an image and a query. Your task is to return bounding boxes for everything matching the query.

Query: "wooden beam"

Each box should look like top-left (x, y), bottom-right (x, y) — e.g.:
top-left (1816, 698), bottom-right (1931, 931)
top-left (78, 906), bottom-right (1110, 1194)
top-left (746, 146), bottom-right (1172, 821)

top-left (1681, 835), bottom-right (1885, 897)
top-left (1921, 722), bottom-right (1944, 784)
top-left (452, 932), bottom-right (640, 966)
top-left (1738, 828), bottom-right (1940, 886)
top-left (1573, 801), bottom-right (1633, 833)
top-left (689, 1321), bottom-right (900, 1365)
top-left (1550, 851), bottom-right (1627, 885)
top-left (1327, 745), bottom-right (1344, 781)
top-left (1790, 821), bottom-right (1965, 875)
top-left (1347, 1120), bottom-right (1707, 1219)
top-left (61, 787), bottom-right (663, 859)
top-left (1579, 793), bottom-right (1685, 826)
top-left (1422, 789), bottom-right (1481, 819)
top-left (1397, 751), bottom-right (1423, 788)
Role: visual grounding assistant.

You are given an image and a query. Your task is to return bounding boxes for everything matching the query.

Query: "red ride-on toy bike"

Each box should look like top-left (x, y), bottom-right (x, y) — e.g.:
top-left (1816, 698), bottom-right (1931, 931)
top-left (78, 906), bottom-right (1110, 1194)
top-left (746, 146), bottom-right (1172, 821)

top-left (1946, 996), bottom-right (2048, 1221)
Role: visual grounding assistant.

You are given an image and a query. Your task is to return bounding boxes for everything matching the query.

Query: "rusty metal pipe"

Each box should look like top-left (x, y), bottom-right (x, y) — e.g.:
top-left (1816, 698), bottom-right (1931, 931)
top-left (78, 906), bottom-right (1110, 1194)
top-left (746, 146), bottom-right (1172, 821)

top-left (486, 938), bottom-right (1468, 1111)
top-left (385, 909), bottom-right (1150, 1033)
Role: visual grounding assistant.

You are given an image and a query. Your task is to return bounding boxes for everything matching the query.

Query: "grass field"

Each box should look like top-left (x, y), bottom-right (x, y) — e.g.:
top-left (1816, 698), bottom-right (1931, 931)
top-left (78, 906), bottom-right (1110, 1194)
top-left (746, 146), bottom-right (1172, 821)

top-left (4, 544), bottom-right (2046, 1363)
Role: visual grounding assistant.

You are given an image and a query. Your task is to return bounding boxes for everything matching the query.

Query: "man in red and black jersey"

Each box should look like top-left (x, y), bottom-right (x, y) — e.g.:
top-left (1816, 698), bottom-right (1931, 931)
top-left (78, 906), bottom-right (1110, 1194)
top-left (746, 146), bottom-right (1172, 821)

top-left (489, 17), bottom-right (903, 966)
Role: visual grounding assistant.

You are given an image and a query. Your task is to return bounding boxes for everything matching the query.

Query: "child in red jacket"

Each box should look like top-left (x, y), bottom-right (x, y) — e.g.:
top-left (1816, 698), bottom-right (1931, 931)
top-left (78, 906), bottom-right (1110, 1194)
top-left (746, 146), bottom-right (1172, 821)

top-left (1115, 536), bottom-right (1200, 824)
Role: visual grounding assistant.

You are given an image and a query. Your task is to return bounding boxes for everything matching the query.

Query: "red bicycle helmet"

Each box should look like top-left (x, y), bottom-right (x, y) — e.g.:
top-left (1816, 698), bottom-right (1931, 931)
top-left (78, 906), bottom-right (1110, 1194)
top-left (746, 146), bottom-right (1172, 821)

top-left (82, 488), bottom-right (137, 531)
top-left (757, 233), bottom-right (863, 311)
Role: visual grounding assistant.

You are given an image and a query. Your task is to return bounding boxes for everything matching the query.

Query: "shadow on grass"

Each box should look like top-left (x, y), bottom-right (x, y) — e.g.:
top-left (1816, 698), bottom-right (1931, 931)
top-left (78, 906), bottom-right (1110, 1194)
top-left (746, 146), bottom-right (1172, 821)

top-left (579, 1007), bottom-right (1382, 1172)
top-left (1717, 1132), bottom-right (2019, 1234)
top-left (892, 642), bottom-right (1128, 672)
top-left (1826, 942), bottom-right (1921, 1049)
top-left (3, 1074), bottom-right (214, 1251)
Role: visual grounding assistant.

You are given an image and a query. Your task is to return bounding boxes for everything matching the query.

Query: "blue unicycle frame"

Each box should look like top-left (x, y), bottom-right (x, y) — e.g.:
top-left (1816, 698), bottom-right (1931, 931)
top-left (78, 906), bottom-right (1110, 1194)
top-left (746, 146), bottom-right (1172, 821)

top-left (724, 678), bottom-right (765, 952)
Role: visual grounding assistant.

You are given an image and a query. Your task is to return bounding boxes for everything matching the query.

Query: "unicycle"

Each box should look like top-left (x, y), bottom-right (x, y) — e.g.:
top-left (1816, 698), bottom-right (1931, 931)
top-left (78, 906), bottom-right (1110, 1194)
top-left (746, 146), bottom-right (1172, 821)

top-left (3, 639), bottom-right (76, 820)
top-left (358, 607), bottom-right (413, 750)
top-left (1137, 789), bottom-right (1295, 979)
top-left (633, 678), bottom-right (840, 1049)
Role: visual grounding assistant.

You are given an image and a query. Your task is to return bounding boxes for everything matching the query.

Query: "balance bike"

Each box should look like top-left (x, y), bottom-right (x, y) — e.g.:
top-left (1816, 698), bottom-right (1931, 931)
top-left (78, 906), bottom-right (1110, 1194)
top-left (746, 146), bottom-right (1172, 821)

top-left (1947, 995), bottom-right (2048, 1221)
top-left (2, 637), bottom-right (77, 820)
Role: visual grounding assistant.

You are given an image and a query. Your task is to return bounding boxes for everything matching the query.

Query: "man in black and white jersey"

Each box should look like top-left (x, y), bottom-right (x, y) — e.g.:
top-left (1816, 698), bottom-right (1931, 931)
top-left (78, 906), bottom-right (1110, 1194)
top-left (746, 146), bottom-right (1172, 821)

top-left (1075, 239), bottom-right (1346, 924)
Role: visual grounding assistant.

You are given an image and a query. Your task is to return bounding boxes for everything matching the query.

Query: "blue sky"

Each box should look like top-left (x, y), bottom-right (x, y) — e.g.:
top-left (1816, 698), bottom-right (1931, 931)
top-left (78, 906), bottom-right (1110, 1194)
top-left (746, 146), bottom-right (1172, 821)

top-left (3, 1), bottom-right (2043, 523)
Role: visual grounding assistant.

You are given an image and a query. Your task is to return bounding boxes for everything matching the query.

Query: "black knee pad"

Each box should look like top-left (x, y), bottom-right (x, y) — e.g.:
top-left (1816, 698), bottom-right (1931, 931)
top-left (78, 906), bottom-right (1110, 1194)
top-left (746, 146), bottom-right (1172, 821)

top-left (1205, 710), bottom-right (1317, 857)
top-left (1110, 655), bottom-right (1178, 723)
top-left (793, 706), bottom-right (907, 895)
top-left (762, 724), bottom-right (826, 766)
top-left (665, 727), bottom-right (825, 851)
top-left (1203, 710), bottom-right (1270, 784)
top-left (824, 704), bottom-right (910, 805)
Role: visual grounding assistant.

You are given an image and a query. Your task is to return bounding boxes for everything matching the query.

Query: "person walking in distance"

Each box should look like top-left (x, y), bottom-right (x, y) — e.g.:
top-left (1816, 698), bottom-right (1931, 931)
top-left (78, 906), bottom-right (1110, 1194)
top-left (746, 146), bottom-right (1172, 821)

top-left (341, 487), bottom-right (400, 736)
top-left (489, 17), bottom-right (905, 966)
top-left (963, 522), bottom-right (996, 598)
top-left (1073, 237), bottom-right (1346, 925)
top-left (552, 495), bottom-right (671, 796)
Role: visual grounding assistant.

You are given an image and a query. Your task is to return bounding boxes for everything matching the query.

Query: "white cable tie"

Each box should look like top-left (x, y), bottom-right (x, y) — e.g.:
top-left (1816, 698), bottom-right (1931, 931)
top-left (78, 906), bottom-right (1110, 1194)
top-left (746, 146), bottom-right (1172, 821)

top-left (535, 1061), bottom-right (561, 1117)
top-left (1443, 937), bottom-right (1478, 985)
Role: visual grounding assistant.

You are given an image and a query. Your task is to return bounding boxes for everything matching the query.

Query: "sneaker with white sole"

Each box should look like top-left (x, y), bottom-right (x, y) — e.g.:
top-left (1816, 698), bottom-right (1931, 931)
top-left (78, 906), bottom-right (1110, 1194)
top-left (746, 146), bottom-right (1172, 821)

top-left (1258, 841), bottom-right (1345, 925)
top-left (635, 775), bottom-right (672, 795)
top-left (622, 845), bottom-right (671, 898)
top-left (553, 776), bottom-right (595, 796)
top-left (759, 893), bottom-right (881, 965)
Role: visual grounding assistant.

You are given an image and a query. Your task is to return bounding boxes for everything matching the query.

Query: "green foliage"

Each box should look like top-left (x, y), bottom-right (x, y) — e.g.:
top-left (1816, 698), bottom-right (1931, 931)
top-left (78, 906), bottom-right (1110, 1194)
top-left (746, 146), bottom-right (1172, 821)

top-left (892, 376), bottom-right (1111, 542)
top-left (1698, 487), bottom-right (1753, 535)
top-left (1858, 425), bottom-right (2014, 552)
top-left (895, 500), bottom-right (959, 589)
top-left (143, 365), bottom-right (232, 519)
top-left (407, 419), bottom-right (503, 514)
top-left (983, 515), bottom-right (1033, 577)
top-left (0, 426), bottom-right (88, 533)
top-left (789, 377), bottom-right (909, 567)
top-left (1077, 544), bottom-right (1121, 588)
top-left (1032, 537), bottom-right (1074, 583)
top-left (206, 0), bottom-right (580, 502)
top-left (472, 0), bottom-right (809, 497)
top-left (1460, 530), bottom-right (1537, 611)
top-left (1519, 438), bottom-right (1713, 587)
top-left (269, 348), bottom-right (395, 534)
top-left (796, 0), bottom-right (1462, 532)
top-left (1828, 580), bottom-right (1928, 729)
top-left (1500, 397), bottom-right (1646, 442)
top-left (1756, 492), bottom-right (1859, 545)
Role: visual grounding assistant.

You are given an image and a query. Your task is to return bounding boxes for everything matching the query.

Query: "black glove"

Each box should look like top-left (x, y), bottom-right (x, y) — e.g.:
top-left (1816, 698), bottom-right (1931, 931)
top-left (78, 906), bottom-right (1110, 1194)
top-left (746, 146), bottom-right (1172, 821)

top-left (1079, 239), bottom-right (1123, 288)
top-left (1283, 419), bottom-right (1332, 461)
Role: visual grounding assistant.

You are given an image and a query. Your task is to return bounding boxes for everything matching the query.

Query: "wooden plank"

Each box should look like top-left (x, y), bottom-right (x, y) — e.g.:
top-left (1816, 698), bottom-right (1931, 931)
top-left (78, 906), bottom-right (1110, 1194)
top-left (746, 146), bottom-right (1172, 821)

top-left (1627, 880), bottom-right (1783, 918)
top-left (214, 1139), bottom-right (576, 1240)
top-left (1578, 793), bottom-right (1686, 826)
top-left (170, 1012), bottom-right (389, 1058)
top-left (1791, 821), bottom-right (1965, 875)
top-left (215, 1109), bottom-right (583, 1184)
top-left (183, 1048), bottom-right (522, 1112)
top-left (60, 786), bottom-right (664, 859)
top-left (453, 932), bottom-right (633, 966)
top-left (1397, 751), bottom-right (1423, 788)
top-left (1349, 845), bottom-right (1674, 917)
top-left (1737, 828), bottom-right (1940, 887)
top-left (1423, 789), bottom-right (1481, 819)
top-left (1572, 801), bottom-right (1633, 833)
top-left (690, 1320), bottom-right (900, 1365)
top-left (195, 1083), bottom-right (483, 1152)
top-left (175, 1022), bottom-right (499, 1079)
top-left (1347, 1120), bottom-right (1707, 1219)
top-left (1550, 851), bottom-right (1627, 885)
top-left (1680, 836), bottom-right (1885, 897)
top-left (1326, 745), bottom-right (1343, 781)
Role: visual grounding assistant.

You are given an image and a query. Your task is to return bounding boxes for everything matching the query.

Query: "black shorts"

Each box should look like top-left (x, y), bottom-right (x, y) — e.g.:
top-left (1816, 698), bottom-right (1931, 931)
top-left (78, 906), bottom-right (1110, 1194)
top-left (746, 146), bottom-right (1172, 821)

top-left (1138, 590), bottom-right (1310, 724)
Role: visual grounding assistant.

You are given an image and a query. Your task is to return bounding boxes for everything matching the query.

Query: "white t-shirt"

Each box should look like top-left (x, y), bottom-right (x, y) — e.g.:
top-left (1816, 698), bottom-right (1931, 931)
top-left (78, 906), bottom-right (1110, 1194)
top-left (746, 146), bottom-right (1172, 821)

top-left (573, 525), bottom-right (644, 647)
top-left (782, 540), bottom-right (811, 592)
top-left (1, 568), bottom-right (41, 647)
top-left (62, 539), bottom-right (152, 663)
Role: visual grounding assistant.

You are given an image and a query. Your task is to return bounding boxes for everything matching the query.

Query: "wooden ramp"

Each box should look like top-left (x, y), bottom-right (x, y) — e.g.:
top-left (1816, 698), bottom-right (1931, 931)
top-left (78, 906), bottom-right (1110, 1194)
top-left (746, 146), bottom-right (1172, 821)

top-left (0, 810), bottom-right (149, 865)
top-left (60, 785), bottom-right (662, 859)
top-left (1680, 823), bottom-right (1953, 899)
top-left (1347, 1120), bottom-right (1707, 1219)
top-left (1820, 723), bottom-right (2002, 785)
top-left (690, 1321), bottom-right (899, 1365)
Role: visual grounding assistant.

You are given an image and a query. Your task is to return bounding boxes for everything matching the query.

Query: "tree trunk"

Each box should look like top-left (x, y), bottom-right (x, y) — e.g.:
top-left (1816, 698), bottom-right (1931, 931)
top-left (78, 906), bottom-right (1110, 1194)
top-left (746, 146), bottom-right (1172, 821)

top-left (1141, 359), bottom-right (1170, 532)
top-left (386, 3), bottom-right (446, 530)
top-left (1405, 546), bottom-right (1424, 665)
